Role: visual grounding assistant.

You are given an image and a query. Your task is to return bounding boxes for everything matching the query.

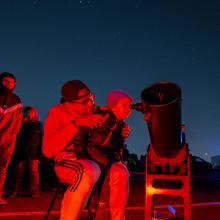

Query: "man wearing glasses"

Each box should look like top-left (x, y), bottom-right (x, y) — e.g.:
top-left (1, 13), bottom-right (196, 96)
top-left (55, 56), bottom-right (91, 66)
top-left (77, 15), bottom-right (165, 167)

top-left (43, 80), bottom-right (106, 220)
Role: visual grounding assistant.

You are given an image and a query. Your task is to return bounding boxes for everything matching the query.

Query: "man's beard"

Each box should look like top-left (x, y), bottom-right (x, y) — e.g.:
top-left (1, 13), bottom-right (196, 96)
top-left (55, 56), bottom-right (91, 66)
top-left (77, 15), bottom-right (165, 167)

top-left (0, 84), bottom-right (14, 95)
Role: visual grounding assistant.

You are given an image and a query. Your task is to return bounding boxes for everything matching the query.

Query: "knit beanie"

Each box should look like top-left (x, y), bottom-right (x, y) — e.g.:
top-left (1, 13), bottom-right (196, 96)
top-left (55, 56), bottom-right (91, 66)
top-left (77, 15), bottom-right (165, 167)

top-left (107, 90), bottom-right (132, 108)
top-left (61, 80), bottom-right (91, 102)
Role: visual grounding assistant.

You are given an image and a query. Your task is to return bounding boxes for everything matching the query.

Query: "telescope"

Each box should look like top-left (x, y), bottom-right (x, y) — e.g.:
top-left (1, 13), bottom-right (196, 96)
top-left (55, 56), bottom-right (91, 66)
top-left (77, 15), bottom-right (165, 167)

top-left (141, 81), bottom-right (182, 159)
top-left (131, 81), bottom-right (184, 158)
top-left (135, 81), bottom-right (191, 220)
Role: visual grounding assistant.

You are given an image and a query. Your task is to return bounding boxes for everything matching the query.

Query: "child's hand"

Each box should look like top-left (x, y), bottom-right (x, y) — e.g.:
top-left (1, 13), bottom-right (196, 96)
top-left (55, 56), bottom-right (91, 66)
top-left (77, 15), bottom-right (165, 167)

top-left (121, 123), bottom-right (131, 139)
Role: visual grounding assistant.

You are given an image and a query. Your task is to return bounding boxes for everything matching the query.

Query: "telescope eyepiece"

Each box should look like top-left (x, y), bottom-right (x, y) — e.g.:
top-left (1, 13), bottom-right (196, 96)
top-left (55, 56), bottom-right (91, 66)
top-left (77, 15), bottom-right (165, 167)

top-left (130, 103), bottom-right (144, 113)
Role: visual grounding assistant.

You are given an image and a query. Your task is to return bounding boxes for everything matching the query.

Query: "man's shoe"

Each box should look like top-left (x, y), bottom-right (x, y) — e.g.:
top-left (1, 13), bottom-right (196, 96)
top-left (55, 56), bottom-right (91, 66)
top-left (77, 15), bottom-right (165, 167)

top-left (0, 198), bottom-right (7, 205)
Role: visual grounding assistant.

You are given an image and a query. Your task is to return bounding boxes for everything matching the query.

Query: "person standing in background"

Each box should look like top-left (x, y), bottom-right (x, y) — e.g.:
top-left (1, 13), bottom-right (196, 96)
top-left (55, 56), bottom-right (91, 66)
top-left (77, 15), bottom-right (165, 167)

top-left (11, 106), bottom-right (43, 197)
top-left (0, 72), bottom-right (22, 205)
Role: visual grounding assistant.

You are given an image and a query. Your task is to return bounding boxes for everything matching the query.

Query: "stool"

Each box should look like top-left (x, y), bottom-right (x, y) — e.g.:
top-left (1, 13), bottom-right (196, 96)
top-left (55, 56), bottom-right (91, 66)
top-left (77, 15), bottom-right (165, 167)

top-left (43, 182), bottom-right (68, 220)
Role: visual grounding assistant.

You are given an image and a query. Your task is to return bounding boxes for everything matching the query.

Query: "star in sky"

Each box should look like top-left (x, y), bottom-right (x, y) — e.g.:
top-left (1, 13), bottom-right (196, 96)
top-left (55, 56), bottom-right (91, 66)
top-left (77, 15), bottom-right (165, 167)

top-left (79, 0), bottom-right (91, 4)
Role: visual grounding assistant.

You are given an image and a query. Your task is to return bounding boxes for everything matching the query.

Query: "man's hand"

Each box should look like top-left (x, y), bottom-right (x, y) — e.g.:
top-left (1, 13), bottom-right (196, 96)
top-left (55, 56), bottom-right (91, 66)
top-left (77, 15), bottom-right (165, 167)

top-left (74, 114), bottom-right (105, 129)
top-left (121, 123), bottom-right (131, 139)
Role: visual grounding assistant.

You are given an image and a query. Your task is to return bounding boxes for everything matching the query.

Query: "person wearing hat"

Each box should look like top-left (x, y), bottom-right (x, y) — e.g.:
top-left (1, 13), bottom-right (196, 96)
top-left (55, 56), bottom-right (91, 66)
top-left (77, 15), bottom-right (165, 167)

top-left (0, 72), bottom-right (23, 205)
top-left (73, 89), bottom-right (132, 220)
top-left (43, 80), bottom-right (106, 220)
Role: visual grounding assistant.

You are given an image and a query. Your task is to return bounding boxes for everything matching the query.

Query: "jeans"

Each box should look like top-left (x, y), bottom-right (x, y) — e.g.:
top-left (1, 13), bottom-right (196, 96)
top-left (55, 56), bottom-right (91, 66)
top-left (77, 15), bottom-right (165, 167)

top-left (0, 140), bottom-right (16, 198)
top-left (109, 162), bottom-right (129, 220)
top-left (95, 162), bottom-right (130, 220)
top-left (13, 159), bottom-right (39, 194)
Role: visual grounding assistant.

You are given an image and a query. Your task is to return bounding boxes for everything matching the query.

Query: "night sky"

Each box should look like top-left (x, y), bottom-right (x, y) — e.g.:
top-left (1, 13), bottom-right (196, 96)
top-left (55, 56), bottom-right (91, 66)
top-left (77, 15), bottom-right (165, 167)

top-left (1, 0), bottom-right (220, 161)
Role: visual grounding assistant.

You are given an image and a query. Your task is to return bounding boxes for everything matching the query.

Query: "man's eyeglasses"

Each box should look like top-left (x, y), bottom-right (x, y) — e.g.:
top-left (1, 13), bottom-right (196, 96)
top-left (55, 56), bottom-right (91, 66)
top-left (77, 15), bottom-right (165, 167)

top-left (73, 93), bottom-right (95, 104)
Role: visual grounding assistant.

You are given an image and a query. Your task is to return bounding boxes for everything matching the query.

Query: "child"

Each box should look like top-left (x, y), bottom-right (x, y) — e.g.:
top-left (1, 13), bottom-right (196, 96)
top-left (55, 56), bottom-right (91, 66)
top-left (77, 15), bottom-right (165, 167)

top-left (73, 89), bottom-right (132, 220)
